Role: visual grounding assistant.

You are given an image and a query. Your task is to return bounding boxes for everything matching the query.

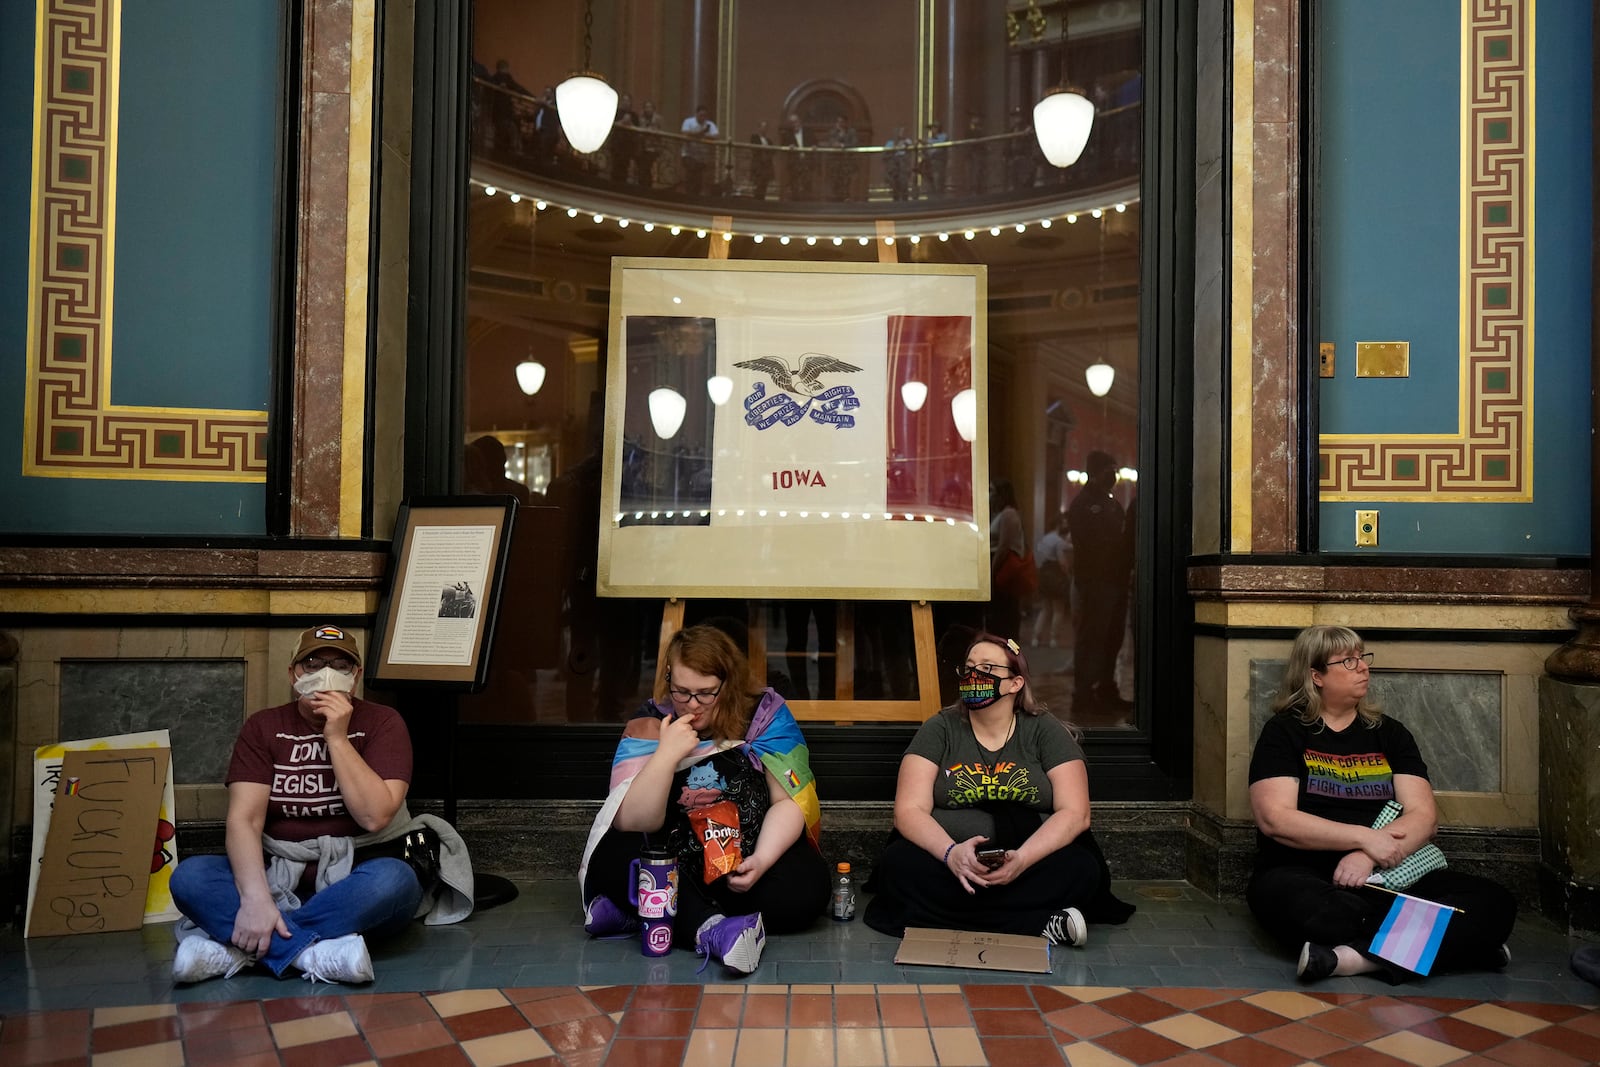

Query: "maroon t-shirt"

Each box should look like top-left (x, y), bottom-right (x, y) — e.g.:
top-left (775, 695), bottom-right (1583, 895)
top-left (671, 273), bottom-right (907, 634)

top-left (226, 699), bottom-right (413, 841)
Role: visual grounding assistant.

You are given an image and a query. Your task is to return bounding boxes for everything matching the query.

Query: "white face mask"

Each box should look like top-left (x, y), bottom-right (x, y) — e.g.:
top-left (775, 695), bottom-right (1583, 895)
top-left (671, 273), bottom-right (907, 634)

top-left (294, 666), bottom-right (357, 698)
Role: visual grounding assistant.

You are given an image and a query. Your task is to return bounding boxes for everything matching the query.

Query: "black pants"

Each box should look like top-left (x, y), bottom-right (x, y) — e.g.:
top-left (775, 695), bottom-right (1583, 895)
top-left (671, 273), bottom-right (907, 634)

top-left (1247, 863), bottom-right (1516, 977)
top-left (584, 827), bottom-right (830, 949)
top-left (864, 833), bottom-right (1101, 938)
top-left (1072, 577), bottom-right (1127, 706)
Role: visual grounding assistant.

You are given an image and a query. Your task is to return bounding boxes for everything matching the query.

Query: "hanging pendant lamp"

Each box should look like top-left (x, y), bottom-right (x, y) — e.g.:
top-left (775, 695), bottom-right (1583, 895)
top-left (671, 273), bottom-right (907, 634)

top-left (1034, 2), bottom-right (1094, 167)
top-left (515, 359), bottom-right (547, 396)
top-left (556, 0), bottom-right (618, 153)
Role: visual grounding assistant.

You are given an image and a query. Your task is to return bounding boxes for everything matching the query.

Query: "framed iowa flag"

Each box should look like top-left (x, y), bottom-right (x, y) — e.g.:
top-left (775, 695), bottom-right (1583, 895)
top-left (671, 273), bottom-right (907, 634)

top-left (599, 258), bottom-right (988, 601)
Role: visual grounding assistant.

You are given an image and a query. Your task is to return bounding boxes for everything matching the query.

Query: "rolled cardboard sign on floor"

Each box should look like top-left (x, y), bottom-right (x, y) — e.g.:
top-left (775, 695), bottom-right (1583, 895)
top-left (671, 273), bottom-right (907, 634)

top-left (26, 747), bottom-right (171, 938)
top-left (893, 926), bottom-right (1053, 973)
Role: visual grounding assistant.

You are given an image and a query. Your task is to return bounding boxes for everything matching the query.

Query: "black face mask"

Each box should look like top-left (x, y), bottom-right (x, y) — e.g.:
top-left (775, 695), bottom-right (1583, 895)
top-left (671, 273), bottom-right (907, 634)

top-left (958, 667), bottom-right (1004, 709)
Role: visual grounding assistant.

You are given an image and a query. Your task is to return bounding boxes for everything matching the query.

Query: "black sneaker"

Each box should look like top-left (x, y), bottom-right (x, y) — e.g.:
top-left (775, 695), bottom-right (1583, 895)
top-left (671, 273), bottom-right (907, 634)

top-left (1040, 906), bottom-right (1087, 947)
top-left (1297, 941), bottom-right (1338, 982)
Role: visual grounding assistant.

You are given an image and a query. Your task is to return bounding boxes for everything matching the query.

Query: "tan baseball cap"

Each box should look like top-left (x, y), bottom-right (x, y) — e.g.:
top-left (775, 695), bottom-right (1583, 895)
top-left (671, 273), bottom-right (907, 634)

top-left (291, 624), bottom-right (362, 666)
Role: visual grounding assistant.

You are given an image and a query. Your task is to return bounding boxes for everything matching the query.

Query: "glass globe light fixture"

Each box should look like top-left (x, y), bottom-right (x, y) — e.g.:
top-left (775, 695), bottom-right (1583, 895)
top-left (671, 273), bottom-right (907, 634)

top-left (1085, 361), bottom-right (1115, 397)
top-left (515, 360), bottom-right (547, 396)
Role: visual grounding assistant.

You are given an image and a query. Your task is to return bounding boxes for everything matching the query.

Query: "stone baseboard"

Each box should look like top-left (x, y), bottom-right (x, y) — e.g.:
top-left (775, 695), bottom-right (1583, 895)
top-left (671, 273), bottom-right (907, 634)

top-left (7, 800), bottom-right (1548, 925)
top-left (1184, 805), bottom-right (1544, 909)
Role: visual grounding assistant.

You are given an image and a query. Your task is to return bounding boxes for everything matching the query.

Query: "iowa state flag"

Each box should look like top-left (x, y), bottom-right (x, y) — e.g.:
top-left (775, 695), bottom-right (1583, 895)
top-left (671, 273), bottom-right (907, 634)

top-left (620, 314), bottom-right (973, 527)
top-left (1368, 890), bottom-right (1455, 975)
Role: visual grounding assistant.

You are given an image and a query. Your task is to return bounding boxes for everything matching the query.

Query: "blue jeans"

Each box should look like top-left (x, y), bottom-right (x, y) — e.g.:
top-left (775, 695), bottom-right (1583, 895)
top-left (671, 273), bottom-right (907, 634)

top-left (170, 854), bottom-right (423, 976)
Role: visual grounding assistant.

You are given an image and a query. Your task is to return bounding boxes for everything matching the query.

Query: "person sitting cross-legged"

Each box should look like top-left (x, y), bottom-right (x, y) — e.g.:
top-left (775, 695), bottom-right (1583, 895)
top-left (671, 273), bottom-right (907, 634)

top-left (169, 625), bottom-right (473, 984)
top-left (1248, 625), bottom-right (1515, 982)
top-left (863, 633), bottom-right (1134, 945)
top-left (579, 624), bottom-right (830, 974)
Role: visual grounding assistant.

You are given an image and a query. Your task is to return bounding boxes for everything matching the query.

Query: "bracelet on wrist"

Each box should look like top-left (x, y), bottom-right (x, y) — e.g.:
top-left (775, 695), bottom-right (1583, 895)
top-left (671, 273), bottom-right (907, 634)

top-left (942, 842), bottom-right (956, 866)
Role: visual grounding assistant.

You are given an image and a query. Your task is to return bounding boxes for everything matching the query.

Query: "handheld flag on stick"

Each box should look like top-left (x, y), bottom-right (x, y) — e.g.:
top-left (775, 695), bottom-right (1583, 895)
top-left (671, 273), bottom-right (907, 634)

top-left (1368, 888), bottom-right (1458, 975)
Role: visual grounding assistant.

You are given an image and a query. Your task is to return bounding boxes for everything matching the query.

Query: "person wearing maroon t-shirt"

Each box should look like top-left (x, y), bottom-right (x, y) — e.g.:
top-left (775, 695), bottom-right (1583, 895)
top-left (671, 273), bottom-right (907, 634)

top-left (169, 625), bottom-right (421, 984)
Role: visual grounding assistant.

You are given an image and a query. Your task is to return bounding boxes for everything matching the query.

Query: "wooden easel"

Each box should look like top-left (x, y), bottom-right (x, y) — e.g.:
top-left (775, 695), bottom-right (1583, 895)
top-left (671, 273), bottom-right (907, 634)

top-left (657, 599), bottom-right (942, 723)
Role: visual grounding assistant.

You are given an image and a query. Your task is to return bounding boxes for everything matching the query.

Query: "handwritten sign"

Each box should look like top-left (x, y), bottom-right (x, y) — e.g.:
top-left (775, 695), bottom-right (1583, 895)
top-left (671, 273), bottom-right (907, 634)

top-left (27, 748), bottom-right (170, 938)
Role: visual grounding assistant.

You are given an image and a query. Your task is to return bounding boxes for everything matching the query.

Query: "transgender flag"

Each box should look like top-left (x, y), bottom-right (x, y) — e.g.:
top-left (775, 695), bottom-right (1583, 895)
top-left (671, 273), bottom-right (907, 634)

top-left (1368, 891), bottom-right (1455, 975)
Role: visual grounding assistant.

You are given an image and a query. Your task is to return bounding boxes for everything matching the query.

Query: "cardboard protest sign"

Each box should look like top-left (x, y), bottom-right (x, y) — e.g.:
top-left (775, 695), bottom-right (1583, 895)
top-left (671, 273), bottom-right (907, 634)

top-left (27, 748), bottom-right (171, 937)
top-left (894, 926), bottom-right (1052, 973)
top-left (28, 731), bottom-right (180, 930)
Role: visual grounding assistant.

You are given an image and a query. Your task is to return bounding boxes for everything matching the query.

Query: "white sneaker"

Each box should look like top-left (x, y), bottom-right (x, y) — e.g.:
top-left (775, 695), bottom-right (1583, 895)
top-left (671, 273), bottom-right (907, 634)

top-left (173, 936), bottom-right (250, 983)
top-left (293, 934), bottom-right (374, 984)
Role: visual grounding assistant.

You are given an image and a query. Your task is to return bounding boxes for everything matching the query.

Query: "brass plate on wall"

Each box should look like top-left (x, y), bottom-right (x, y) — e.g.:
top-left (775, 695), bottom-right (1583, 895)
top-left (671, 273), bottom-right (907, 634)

top-left (1355, 341), bottom-right (1410, 378)
top-left (1319, 342), bottom-right (1335, 378)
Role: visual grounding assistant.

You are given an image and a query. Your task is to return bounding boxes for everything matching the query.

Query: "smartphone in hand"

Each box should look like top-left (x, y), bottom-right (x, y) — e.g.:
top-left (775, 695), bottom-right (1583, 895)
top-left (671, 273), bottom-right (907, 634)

top-left (975, 846), bottom-right (1007, 869)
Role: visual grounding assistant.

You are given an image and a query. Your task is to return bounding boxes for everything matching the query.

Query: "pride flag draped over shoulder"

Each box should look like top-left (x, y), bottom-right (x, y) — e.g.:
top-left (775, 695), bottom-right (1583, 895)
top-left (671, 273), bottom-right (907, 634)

top-left (579, 689), bottom-right (821, 898)
top-left (606, 689), bottom-right (820, 847)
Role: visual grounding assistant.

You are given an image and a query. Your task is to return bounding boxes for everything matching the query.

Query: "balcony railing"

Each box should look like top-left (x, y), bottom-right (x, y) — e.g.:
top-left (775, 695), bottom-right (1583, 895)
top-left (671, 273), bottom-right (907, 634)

top-left (473, 81), bottom-right (1140, 214)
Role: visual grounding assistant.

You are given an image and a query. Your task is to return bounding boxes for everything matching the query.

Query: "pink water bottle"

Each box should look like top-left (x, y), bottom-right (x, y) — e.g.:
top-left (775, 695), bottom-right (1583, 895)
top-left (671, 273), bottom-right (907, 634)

top-left (629, 849), bottom-right (678, 957)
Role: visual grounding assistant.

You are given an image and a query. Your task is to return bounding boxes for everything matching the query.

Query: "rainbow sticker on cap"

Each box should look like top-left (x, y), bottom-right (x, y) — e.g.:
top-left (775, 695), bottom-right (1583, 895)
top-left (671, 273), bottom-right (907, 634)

top-left (313, 626), bottom-right (346, 641)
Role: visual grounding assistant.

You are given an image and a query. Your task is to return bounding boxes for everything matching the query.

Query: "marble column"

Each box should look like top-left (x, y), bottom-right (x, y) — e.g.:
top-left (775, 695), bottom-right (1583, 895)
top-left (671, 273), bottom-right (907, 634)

top-left (1534, 21), bottom-right (1600, 935)
top-left (1539, 677), bottom-right (1600, 935)
top-left (0, 632), bottom-right (16, 919)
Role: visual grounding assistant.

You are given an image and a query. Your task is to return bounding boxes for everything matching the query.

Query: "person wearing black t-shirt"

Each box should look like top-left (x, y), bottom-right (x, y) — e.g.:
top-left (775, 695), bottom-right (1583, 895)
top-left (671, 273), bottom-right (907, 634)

top-left (863, 633), bottom-right (1132, 945)
top-left (1248, 625), bottom-right (1516, 982)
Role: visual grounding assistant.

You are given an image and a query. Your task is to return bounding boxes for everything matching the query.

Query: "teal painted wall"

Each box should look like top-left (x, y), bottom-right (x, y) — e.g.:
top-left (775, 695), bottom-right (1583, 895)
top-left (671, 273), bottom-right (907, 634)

top-left (0, 1), bottom-right (276, 534)
top-left (1316, 0), bottom-right (1592, 555)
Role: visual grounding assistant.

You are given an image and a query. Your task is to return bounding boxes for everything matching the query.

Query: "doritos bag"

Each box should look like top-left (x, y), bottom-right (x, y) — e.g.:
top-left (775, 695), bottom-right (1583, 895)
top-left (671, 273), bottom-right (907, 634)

top-left (690, 800), bottom-right (743, 882)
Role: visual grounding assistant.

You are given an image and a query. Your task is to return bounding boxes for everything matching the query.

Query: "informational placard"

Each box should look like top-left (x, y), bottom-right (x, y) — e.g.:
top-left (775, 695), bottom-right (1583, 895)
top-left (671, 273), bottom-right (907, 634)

top-left (600, 258), bottom-right (989, 600)
top-left (27, 730), bottom-right (179, 932)
top-left (27, 748), bottom-right (171, 938)
top-left (367, 497), bottom-right (516, 689)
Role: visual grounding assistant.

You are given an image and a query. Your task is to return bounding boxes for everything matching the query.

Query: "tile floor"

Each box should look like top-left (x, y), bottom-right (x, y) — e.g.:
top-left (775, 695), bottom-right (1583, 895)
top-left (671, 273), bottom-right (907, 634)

top-left (2, 881), bottom-right (1596, 1066)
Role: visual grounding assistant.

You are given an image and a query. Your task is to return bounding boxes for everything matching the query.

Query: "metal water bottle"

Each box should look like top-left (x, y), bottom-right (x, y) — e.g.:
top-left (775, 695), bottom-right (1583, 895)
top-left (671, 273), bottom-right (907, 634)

top-left (629, 849), bottom-right (678, 956)
top-left (831, 862), bottom-right (856, 921)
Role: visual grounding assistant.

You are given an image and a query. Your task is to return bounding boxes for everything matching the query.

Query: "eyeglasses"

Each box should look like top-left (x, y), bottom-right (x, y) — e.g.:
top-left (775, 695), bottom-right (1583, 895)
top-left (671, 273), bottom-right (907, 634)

top-left (956, 662), bottom-right (1013, 680)
top-left (666, 671), bottom-right (722, 706)
top-left (1326, 652), bottom-right (1375, 671)
top-left (298, 656), bottom-right (355, 674)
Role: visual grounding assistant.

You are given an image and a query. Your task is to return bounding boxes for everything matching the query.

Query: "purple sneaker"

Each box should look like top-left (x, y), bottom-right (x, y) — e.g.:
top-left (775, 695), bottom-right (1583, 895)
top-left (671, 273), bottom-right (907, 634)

top-left (694, 912), bottom-right (765, 975)
top-left (583, 895), bottom-right (640, 938)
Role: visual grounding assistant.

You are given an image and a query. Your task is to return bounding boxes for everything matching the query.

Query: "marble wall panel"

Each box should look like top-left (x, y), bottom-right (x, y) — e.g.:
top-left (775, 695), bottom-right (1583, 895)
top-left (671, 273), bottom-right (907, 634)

top-left (1372, 672), bottom-right (1502, 794)
top-left (1247, 658), bottom-right (1285, 743)
top-left (58, 660), bottom-right (248, 785)
top-left (1247, 660), bottom-right (1502, 794)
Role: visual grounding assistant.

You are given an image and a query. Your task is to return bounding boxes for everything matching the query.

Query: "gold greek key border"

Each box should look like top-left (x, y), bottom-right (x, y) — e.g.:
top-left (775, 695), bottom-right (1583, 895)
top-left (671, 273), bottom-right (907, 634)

top-left (1320, 0), bottom-right (1534, 502)
top-left (23, 0), bottom-right (267, 482)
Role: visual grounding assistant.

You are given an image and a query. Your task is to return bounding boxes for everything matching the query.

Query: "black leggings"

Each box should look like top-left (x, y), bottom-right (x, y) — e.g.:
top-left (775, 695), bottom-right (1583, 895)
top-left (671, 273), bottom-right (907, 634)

top-left (1247, 863), bottom-right (1516, 977)
top-left (584, 827), bottom-right (830, 949)
top-left (864, 833), bottom-right (1101, 938)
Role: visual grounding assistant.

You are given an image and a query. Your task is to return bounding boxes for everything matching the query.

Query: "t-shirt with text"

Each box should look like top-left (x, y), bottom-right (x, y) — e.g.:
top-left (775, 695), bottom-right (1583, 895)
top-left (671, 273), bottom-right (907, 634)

top-left (906, 708), bottom-right (1083, 841)
top-left (226, 699), bottom-right (413, 841)
top-left (1247, 710), bottom-right (1429, 873)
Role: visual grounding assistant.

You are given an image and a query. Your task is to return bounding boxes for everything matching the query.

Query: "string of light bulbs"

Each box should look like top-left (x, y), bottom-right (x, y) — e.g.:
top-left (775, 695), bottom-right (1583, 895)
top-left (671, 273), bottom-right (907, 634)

top-left (470, 178), bottom-right (1135, 247)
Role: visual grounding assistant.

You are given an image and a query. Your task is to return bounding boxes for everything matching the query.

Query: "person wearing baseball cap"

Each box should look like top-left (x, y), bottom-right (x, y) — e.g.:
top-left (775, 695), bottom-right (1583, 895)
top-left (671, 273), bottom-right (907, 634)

top-left (167, 625), bottom-right (429, 984)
